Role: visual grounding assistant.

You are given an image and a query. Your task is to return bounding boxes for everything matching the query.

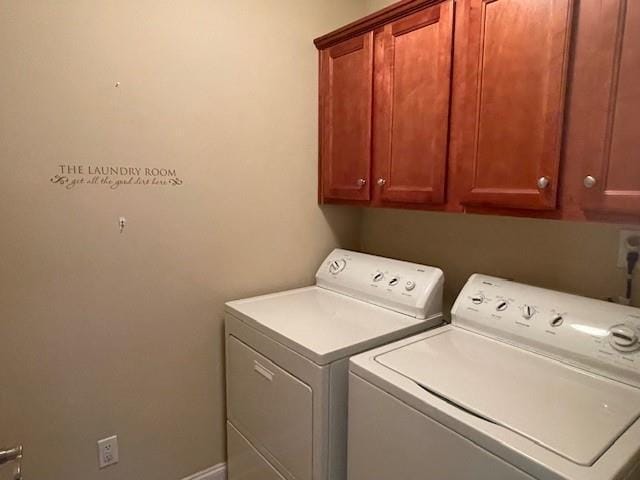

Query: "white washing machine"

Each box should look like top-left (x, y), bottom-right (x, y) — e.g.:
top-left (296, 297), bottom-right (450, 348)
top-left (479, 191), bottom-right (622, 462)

top-left (348, 274), bottom-right (640, 480)
top-left (224, 249), bottom-right (444, 480)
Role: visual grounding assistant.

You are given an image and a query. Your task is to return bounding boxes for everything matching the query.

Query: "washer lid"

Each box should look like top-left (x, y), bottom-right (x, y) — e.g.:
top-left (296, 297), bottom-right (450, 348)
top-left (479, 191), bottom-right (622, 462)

top-left (375, 328), bottom-right (640, 466)
top-left (226, 287), bottom-right (437, 365)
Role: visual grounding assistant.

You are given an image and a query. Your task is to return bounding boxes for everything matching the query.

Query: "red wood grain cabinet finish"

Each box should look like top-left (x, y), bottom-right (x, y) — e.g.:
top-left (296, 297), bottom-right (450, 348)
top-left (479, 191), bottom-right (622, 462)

top-left (314, 0), bottom-right (640, 223)
top-left (456, 0), bottom-right (574, 210)
top-left (372, 1), bottom-right (454, 205)
top-left (577, 0), bottom-right (640, 215)
top-left (319, 33), bottom-right (374, 202)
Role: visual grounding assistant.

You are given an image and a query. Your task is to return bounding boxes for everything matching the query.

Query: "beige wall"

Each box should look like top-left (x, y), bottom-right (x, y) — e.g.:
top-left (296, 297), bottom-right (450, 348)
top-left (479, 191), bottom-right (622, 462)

top-left (366, 0), bottom-right (396, 12)
top-left (361, 209), bottom-right (639, 313)
top-left (0, 2), bottom-right (365, 479)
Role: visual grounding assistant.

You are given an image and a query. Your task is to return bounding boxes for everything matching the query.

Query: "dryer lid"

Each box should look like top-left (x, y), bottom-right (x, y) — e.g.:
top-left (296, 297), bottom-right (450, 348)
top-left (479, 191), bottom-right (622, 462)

top-left (375, 328), bottom-right (640, 466)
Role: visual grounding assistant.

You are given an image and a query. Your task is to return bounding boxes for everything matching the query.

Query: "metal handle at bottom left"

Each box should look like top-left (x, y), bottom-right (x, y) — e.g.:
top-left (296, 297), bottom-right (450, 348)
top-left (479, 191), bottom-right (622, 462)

top-left (0, 445), bottom-right (23, 480)
top-left (13, 458), bottom-right (22, 480)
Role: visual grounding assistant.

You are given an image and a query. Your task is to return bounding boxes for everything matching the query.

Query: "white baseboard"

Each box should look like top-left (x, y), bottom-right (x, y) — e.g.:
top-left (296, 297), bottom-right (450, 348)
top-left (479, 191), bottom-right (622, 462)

top-left (181, 463), bottom-right (226, 480)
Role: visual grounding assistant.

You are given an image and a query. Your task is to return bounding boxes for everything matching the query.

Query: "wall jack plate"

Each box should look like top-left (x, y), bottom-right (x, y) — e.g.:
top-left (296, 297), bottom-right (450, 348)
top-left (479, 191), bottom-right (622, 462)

top-left (97, 435), bottom-right (119, 469)
top-left (617, 230), bottom-right (640, 268)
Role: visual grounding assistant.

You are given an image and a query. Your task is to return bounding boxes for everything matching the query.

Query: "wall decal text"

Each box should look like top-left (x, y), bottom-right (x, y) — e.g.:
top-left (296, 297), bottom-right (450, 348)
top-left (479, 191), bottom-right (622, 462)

top-left (50, 165), bottom-right (184, 190)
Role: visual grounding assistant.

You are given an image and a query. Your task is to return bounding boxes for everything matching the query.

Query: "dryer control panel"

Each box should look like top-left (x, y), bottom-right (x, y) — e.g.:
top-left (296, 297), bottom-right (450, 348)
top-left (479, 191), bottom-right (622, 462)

top-left (316, 249), bottom-right (443, 320)
top-left (452, 274), bottom-right (640, 389)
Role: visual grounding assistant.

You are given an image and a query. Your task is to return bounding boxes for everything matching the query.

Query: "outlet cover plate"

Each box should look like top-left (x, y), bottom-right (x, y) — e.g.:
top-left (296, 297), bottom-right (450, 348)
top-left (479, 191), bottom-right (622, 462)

top-left (97, 435), bottom-right (119, 469)
top-left (617, 230), bottom-right (640, 268)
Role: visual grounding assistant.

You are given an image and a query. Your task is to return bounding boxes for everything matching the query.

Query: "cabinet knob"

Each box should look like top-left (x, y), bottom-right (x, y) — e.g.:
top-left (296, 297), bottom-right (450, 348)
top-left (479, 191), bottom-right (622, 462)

top-left (377, 178), bottom-right (386, 187)
top-left (583, 175), bottom-right (597, 189)
top-left (356, 178), bottom-right (367, 188)
top-left (537, 176), bottom-right (551, 190)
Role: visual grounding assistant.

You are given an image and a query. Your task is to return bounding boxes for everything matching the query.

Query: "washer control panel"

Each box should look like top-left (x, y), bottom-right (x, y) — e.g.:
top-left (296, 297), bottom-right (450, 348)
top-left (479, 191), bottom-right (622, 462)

top-left (452, 274), bottom-right (640, 388)
top-left (316, 249), bottom-right (443, 319)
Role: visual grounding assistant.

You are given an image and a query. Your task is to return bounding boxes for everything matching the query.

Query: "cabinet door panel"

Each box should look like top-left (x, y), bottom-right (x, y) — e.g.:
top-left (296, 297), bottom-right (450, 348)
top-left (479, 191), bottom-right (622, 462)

top-left (373, 2), bottom-right (454, 205)
top-left (320, 33), bottom-right (373, 202)
top-left (580, 0), bottom-right (640, 214)
top-left (457, 0), bottom-right (573, 210)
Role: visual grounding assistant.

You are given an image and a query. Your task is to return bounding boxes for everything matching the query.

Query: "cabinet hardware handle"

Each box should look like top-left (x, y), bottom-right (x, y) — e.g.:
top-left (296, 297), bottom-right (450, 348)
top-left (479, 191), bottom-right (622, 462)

top-left (537, 176), bottom-right (551, 190)
top-left (583, 175), bottom-right (597, 189)
top-left (0, 445), bottom-right (22, 466)
top-left (254, 361), bottom-right (274, 381)
top-left (356, 178), bottom-right (367, 188)
top-left (377, 178), bottom-right (386, 187)
top-left (0, 445), bottom-right (22, 479)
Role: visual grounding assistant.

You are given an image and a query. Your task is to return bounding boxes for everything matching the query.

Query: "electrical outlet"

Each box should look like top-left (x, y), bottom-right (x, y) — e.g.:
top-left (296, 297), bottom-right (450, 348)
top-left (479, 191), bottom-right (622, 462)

top-left (97, 435), bottom-right (119, 469)
top-left (618, 230), bottom-right (640, 268)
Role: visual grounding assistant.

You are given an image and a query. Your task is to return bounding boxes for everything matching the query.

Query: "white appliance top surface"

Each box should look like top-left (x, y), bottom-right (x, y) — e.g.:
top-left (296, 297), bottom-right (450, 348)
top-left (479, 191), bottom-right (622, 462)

top-left (375, 327), bottom-right (640, 466)
top-left (451, 274), bottom-right (640, 389)
top-left (226, 286), bottom-right (439, 365)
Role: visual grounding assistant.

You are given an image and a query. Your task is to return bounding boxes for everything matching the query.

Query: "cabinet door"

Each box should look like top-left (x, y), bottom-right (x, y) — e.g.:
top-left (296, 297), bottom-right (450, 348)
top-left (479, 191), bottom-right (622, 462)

top-left (578, 0), bottom-right (640, 215)
top-left (372, 2), bottom-right (454, 205)
top-left (456, 0), bottom-right (573, 210)
top-left (319, 33), bottom-right (373, 202)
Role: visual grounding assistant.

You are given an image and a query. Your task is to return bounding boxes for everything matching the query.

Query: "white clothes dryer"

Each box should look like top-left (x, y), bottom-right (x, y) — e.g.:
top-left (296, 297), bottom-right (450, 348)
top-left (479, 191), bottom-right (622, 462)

top-left (225, 249), bottom-right (444, 480)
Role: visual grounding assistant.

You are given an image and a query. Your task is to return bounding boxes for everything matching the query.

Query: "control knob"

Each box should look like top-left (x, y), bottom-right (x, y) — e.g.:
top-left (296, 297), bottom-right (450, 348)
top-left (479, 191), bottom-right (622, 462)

top-left (471, 294), bottom-right (484, 305)
top-left (496, 301), bottom-right (508, 312)
top-left (550, 315), bottom-right (564, 328)
top-left (373, 272), bottom-right (385, 282)
top-left (389, 277), bottom-right (400, 287)
top-left (329, 259), bottom-right (347, 275)
top-left (522, 305), bottom-right (536, 320)
top-left (609, 325), bottom-right (640, 352)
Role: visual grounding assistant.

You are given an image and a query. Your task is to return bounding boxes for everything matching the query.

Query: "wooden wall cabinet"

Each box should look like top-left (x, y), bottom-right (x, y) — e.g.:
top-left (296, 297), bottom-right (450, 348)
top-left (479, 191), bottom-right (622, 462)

top-left (319, 33), bottom-right (374, 202)
top-left (316, 0), bottom-right (455, 208)
top-left (455, 0), bottom-right (573, 211)
top-left (372, 2), bottom-right (454, 206)
top-left (567, 0), bottom-right (640, 217)
top-left (315, 0), bottom-right (640, 224)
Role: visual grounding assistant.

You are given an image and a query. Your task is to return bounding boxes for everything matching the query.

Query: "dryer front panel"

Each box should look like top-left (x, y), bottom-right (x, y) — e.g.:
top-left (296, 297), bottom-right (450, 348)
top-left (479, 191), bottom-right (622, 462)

top-left (227, 336), bottom-right (312, 480)
top-left (227, 422), bottom-right (286, 480)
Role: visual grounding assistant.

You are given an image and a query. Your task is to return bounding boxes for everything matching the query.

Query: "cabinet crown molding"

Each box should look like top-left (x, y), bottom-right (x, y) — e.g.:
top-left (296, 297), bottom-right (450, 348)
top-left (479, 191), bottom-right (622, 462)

top-left (313, 0), bottom-right (444, 50)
